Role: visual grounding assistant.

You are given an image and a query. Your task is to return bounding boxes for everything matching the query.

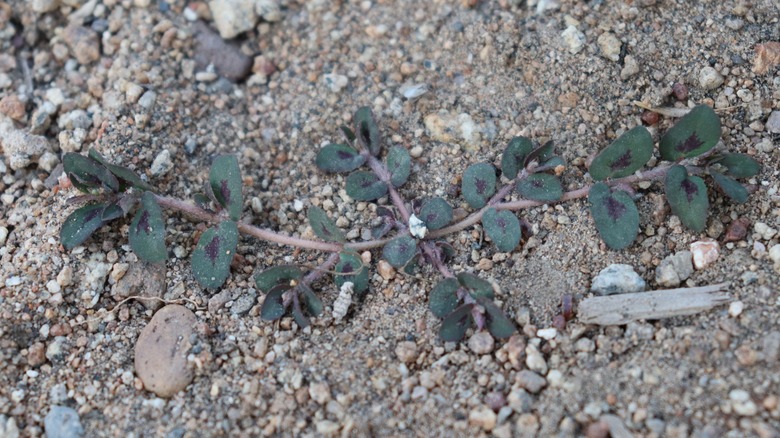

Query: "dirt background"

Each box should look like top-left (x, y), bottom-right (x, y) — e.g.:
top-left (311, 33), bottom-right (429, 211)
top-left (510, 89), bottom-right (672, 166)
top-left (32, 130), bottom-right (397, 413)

top-left (0, 0), bottom-right (778, 436)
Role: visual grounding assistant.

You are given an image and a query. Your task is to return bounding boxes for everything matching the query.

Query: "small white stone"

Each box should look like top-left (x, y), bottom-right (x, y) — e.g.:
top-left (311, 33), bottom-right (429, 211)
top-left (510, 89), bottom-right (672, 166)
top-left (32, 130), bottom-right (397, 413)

top-left (597, 33), bottom-right (622, 62)
top-left (46, 280), bottom-right (61, 294)
top-left (408, 214), bottom-right (427, 239)
top-left (561, 26), bottom-right (585, 54)
top-left (293, 199), bottom-right (303, 212)
top-left (536, 328), bottom-right (557, 340)
top-left (150, 150), bottom-right (173, 176)
top-left (0, 226), bottom-right (7, 246)
top-left (699, 66), bottom-right (724, 90)
top-left (728, 301), bottom-right (744, 318)
top-left (690, 239), bottom-right (720, 270)
top-left (546, 369), bottom-right (563, 387)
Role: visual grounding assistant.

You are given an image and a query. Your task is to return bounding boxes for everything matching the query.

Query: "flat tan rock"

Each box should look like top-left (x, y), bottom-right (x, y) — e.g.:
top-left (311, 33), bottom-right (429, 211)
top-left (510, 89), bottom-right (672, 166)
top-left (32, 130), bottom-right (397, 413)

top-left (134, 305), bottom-right (197, 397)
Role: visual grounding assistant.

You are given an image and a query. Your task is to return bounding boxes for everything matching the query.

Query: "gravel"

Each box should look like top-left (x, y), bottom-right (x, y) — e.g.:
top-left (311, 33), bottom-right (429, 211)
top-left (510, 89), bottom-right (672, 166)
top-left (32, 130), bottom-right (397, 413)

top-left (591, 264), bottom-right (646, 295)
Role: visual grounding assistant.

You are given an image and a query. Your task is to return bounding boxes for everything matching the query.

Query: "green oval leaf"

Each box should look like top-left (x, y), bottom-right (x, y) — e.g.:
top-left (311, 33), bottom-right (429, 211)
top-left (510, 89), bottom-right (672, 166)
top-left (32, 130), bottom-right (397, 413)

top-left (516, 173), bottom-right (563, 202)
top-left (429, 278), bottom-right (460, 318)
top-left (129, 192), bottom-right (167, 262)
top-left (345, 171), bottom-right (388, 201)
top-left (588, 182), bottom-right (640, 250)
top-left (462, 163), bottom-right (496, 209)
top-left (209, 155), bottom-right (243, 221)
top-left (710, 170), bottom-right (748, 204)
top-left (439, 304), bottom-right (474, 343)
top-left (710, 153), bottom-right (761, 178)
top-left (63, 153), bottom-right (119, 193)
top-left (382, 235), bottom-right (418, 269)
top-left (501, 136), bottom-right (534, 179)
top-left (660, 105), bottom-right (721, 161)
top-left (308, 206), bottom-right (346, 243)
top-left (88, 149), bottom-right (154, 191)
top-left (354, 106), bottom-right (381, 156)
top-left (100, 202), bottom-right (124, 222)
top-left (292, 304), bottom-right (310, 328)
top-left (315, 144), bottom-right (366, 173)
top-left (477, 296), bottom-right (515, 339)
top-left (665, 165), bottom-right (709, 232)
top-left (255, 265), bottom-right (302, 293)
top-left (386, 146), bottom-right (411, 188)
top-left (589, 126), bottom-right (653, 181)
top-left (60, 203), bottom-right (108, 250)
top-left (192, 220), bottom-right (239, 288)
top-left (456, 273), bottom-right (494, 300)
top-left (419, 197), bottom-right (453, 230)
top-left (525, 140), bottom-right (555, 166)
top-left (261, 285), bottom-right (289, 320)
top-left (299, 284), bottom-right (323, 317)
top-left (334, 252), bottom-right (369, 294)
top-left (482, 208), bottom-right (521, 252)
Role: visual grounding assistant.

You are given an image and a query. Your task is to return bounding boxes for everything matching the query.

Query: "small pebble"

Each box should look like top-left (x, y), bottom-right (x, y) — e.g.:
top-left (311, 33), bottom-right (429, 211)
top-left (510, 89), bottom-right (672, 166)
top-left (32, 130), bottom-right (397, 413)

top-left (469, 406), bottom-right (497, 431)
top-left (766, 111), bottom-right (780, 134)
top-left (591, 264), bottom-right (646, 295)
top-left (728, 301), bottom-right (744, 317)
top-left (536, 328), bottom-right (557, 340)
top-left (597, 33), bottom-right (622, 62)
top-left (134, 305), bottom-right (198, 397)
top-left (209, 0), bottom-right (257, 39)
top-left (468, 331), bottom-right (495, 354)
top-left (698, 66), bottom-right (724, 90)
top-left (308, 382), bottom-right (331, 404)
top-left (62, 25), bottom-right (100, 65)
top-left (150, 150), bottom-right (173, 176)
top-left (655, 251), bottom-right (693, 287)
top-left (44, 406), bottom-right (84, 438)
top-left (690, 239), bottom-right (719, 270)
top-left (516, 370), bottom-right (547, 394)
top-left (376, 260), bottom-right (395, 280)
top-left (561, 25), bottom-right (585, 54)
top-left (672, 83), bottom-right (689, 101)
top-left (394, 341), bottom-right (418, 363)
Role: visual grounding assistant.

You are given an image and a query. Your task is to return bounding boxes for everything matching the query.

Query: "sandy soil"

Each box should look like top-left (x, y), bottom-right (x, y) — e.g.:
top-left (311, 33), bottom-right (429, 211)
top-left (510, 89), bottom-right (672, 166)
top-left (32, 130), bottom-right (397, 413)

top-left (0, 0), bottom-right (778, 436)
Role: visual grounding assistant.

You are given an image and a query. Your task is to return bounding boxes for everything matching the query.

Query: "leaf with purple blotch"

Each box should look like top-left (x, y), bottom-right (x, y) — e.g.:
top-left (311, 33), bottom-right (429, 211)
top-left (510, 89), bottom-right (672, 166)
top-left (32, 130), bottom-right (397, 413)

top-left (429, 277), bottom-right (460, 318)
top-left (60, 203), bottom-right (109, 250)
top-left (709, 170), bottom-right (748, 204)
top-left (456, 272), bottom-right (494, 299)
top-left (461, 162), bottom-right (496, 209)
top-left (419, 197), bottom-right (453, 230)
top-left (709, 153), bottom-right (761, 178)
top-left (659, 105), bottom-right (721, 161)
top-left (308, 205), bottom-right (346, 243)
top-left (482, 208), bottom-right (521, 252)
top-left (439, 304), bottom-right (474, 342)
top-left (501, 136), bottom-right (534, 179)
top-left (255, 265), bottom-right (302, 293)
top-left (588, 182), bottom-right (639, 250)
top-left (315, 144), bottom-right (366, 173)
top-left (354, 106), bottom-right (382, 156)
top-left (346, 171), bottom-right (388, 201)
top-left (63, 153), bottom-right (119, 193)
top-left (191, 220), bottom-right (239, 288)
top-left (209, 155), bottom-right (243, 221)
top-left (382, 235), bottom-right (417, 269)
top-left (516, 173), bottom-right (563, 201)
top-left (665, 165), bottom-right (709, 232)
top-left (334, 252), bottom-right (369, 294)
top-left (589, 126), bottom-right (653, 181)
top-left (129, 191), bottom-right (167, 262)
top-left (386, 146), bottom-right (411, 187)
